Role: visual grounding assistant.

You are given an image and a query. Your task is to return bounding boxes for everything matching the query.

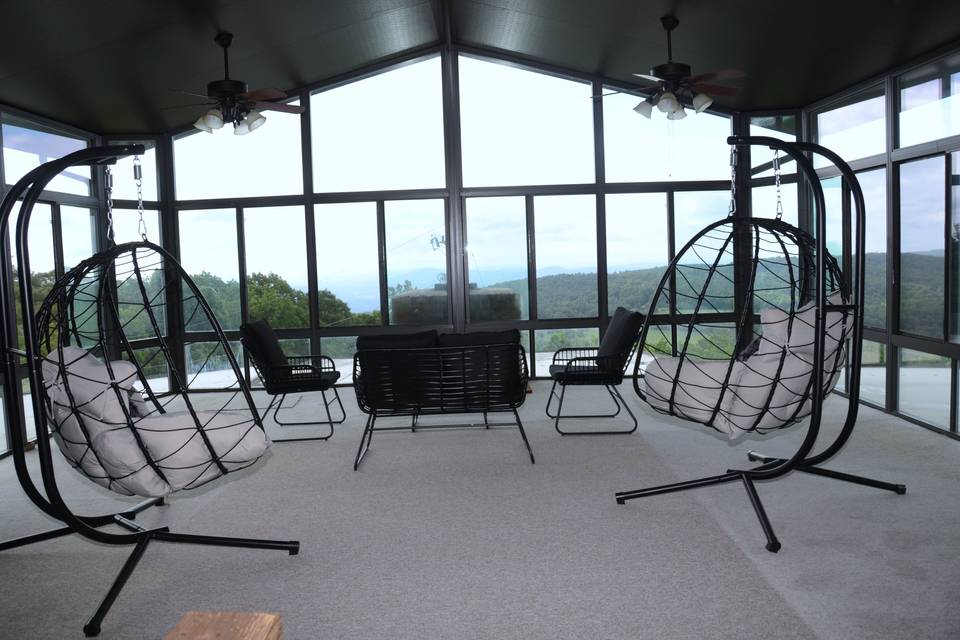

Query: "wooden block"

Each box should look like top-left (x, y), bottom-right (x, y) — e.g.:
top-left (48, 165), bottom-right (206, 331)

top-left (164, 611), bottom-right (282, 640)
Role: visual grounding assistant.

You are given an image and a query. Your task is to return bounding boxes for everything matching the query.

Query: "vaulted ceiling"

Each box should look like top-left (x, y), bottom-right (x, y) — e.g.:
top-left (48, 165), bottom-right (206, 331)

top-left (1, 0), bottom-right (958, 135)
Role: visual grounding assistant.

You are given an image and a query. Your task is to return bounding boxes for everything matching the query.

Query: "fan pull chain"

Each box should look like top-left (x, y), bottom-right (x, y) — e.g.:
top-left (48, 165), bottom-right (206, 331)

top-left (773, 149), bottom-right (783, 220)
top-left (728, 146), bottom-right (737, 217)
top-left (134, 155), bottom-right (148, 241)
top-left (104, 165), bottom-right (115, 246)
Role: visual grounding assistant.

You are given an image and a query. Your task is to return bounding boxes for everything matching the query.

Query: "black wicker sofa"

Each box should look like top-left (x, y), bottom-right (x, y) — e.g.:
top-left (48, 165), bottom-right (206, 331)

top-left (352, 329), bottom-right (533, 469)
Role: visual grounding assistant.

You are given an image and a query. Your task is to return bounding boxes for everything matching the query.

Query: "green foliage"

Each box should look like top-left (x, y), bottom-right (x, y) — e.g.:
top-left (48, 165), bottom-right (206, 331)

top-left (247, 272), bottom-right (310, 328)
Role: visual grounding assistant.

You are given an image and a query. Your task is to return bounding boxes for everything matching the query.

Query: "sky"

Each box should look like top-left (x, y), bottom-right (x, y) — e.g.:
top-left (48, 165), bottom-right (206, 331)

top-left (4, 55), bottom-right (959, 320)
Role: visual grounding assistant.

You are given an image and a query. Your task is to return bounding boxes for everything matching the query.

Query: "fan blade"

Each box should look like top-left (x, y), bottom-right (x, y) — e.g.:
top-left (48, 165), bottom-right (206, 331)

top-left (161, 102), bottom-right (214, 110)
top-left (252, 101), bottom-right (305, 114)
top-left (688, 68), bottom-right (746, 84)
top-left (632, 73), bottom-right (663, 83)
top-left (591, 90), bottom-right (624, 100)
top-left (690, 82), bottom-right (739, 96)
top-left (170, 88), bottom-right (211, 99)
top-left (242, 88), bottom-right (288, 101)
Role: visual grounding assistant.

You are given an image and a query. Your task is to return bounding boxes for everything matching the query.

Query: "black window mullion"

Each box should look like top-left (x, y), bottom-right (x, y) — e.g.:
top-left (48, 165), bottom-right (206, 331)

top-left (377, 200), bottom-right (388, 326)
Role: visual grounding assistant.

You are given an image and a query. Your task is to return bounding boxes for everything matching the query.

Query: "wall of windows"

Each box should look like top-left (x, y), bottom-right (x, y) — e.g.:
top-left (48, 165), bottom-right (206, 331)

top-left (810, 46), bottom-right (960, 438)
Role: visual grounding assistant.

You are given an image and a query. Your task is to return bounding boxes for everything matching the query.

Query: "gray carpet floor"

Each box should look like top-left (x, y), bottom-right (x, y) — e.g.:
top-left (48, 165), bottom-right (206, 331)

top-left (0, 382), bottom-right (957, 639)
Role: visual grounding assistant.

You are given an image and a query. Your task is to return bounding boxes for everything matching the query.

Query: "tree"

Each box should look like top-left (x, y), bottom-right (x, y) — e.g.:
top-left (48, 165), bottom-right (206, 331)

top-left (247, 272), bottom-right (309, 328)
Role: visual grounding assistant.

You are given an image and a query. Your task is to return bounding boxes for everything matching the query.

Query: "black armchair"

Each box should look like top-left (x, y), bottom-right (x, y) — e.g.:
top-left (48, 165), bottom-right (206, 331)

top-left (240, 320), bottom-right (346, 441)
top-left (545, 306), bottom-right (644, 435)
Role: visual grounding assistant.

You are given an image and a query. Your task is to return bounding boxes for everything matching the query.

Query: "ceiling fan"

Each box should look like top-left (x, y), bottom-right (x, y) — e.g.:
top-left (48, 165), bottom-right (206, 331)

top-left (186, 31), bottom-right (305, 135)
top-left (624, 15), bottom-right (744, 119)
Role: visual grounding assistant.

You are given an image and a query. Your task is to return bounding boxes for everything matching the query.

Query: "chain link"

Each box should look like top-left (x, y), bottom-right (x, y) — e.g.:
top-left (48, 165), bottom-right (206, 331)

top-left (728, 146), bottom-right (737, 216)
top-left (104, 166), bottom-right (115, 245)
top-left (773, 148), bottom-right (784, 220)
top-left (133, 155), bottom-right (148, 241)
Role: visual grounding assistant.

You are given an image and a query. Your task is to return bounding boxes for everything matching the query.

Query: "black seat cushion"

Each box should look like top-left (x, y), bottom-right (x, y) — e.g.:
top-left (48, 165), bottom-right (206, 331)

top-left (596, 307), bottom-right (644, 372)
top-left (549, 363), bottom-right (605, 384)
top-left (437, 329), bottom-right (520, 347)
top-left (268, 369), bottom-right (340, 394)
top-left (356, 330), bottom-right (438, 351)
top-left (240, 320), bottom-right (287, 370)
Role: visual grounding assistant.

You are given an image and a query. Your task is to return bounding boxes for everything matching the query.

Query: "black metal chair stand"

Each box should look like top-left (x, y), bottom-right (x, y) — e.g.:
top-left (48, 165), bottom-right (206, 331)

top-left (0, 146), bottom-right (300, 637)
top-left (241, 319), bottom-right (346, 442)
top-left (545, 306), bottom-right (644, 435)
top-left (615, 137), bottom-right (906, 553)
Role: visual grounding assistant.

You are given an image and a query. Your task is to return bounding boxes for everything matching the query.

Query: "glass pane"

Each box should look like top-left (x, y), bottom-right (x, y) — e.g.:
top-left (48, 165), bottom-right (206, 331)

top-left (321, 336), bottom-right (358, 375)
top-left (111, 207), bottom-right (160, 244)
top-left (9, 203), bottom-right (54, 349)
top-left (179, 209), bottom-right (241, 331)
top-left (953, 152), bottom-right (960, 341)
top-left (385, 199), bottom-right (448, 324)
top-left (898, 53), bottom-right (960, 148)
top-left (815, 90), bottom-right (886, 167)
top-left (460, 56), bottom-right (594, 187)
top-left (819, 176), bottom-right (844, 261)
top-left (185, 340), bottom-right (243, 389)
top-left (898, 348), bottom-right (950, 429)
top-left (312, 58), bottom-right (444, 192)
top-left (673, 190), bottom-right (729, 250)
top-left (108, 140), bottom-right (159, 201)
top-left (465, 196), bottom-right (528, 322)
top-left (748, 115), bottom-right (798, 178)
top-left (899, 156), bottom-right (945, 338)
top-left (534, 195), bottom-right (597, 319)
top-left (534, 328), bottom-right (599, 376)
top-left (173, 101), bottom-right (303, 199)
top-left (855, 168), bottom-right (887, 329)
top-left (60, 206), bottom-right (95, 271)
top-left (0, 388), bottom-right (6, 453)
top-left (605, 193), bottom-right (669, 315)
top-left (127, 346), bottom-right (170, 394)
top-left (858, 340), bottom-right (886, 406)
top-left (244, 206), bottom-right (309, 329)
top-left (603, 91), bottom-right (731, 183)
top-left (2, 121), bottom-right (89, 195)
top-left (314, 203), bottom-right (381, 327)
top-left (751, 182), bottom-right (799, 227)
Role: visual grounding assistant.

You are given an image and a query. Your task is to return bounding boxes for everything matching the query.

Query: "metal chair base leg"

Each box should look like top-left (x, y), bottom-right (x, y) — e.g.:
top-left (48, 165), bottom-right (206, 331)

top-left (746, 451), bottom-right (907, 494)
top-left (269, 387), bottom-right (347, 443)
top-left (547, 382), bottom-right (638, 435)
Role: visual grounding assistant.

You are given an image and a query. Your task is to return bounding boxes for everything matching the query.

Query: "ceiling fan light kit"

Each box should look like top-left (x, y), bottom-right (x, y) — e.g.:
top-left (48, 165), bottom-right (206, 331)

top-left (629, 15), bottom-right (742, 120)
top-left (189, 31), bottom-right (304, 135)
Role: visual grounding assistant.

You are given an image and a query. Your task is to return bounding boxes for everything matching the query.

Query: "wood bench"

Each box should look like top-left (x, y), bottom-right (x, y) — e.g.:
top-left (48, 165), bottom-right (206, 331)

top-left (164, 612), bottom-right (282, 640)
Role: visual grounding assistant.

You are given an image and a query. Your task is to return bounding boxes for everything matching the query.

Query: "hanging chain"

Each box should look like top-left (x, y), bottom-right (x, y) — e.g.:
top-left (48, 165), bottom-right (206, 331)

top-left (773, 148), bottom-right (784, 220)
top-left (728, 146), bottom-right (737, 217)
top-left (134, 155), bottom-right (148, 241)
top-left (104, 165), bottom-right (115, 245)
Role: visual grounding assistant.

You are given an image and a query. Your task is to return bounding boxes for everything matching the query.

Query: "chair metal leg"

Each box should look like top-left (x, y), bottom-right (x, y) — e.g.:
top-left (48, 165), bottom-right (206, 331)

top-left (270, 387), bottom-right (348, 443)
top-left (551, 383), bottom-right (638, 435)
top-left (354, 414), bottom-right (375, 470)
top-left (741, 474), bottom-right (781, 553)
top-left (83, 535), bottom-right (152, 637)
top-left (745, 451), bottom-right (907, 494)
top-left (514, 409), bottom-right (535, 464)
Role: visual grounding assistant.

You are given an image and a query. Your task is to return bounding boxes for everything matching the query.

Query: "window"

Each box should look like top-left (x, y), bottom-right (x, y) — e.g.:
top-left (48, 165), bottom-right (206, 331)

top-left (179, 209), bottom-right (241, 331)
top-left (819, 176), bottom-right (844, 261)
top-left (321, 336), bottom-right (359, 375)
top-left (384, 199), bottom-right (448, 324)
top-left (111, 207), bottom-right (160, 244)
top-left (751, 182), bottom-right (799, 228)
top-left (674, 190), bottom-right (730, 250)
top-left (9, 203), bottom-right (54, 348)
top-left (533, 195), bottom-right (597, 319)
top-left (952, 153), bottom-right (960, 340)
top-left (899, 156), bottom-right (945, 339)
top-left (898, 348), bottom-right (950, 429)
top-left (109, 140), bottom-right (159, 201)
top-left (185, 340), bottom-right (243, 389)
top-left (748, 115), bottom-right (798, 178)
top-left (859, 340), bottom-right (886, 406)
top-left (605, 193), bottom-right (669, 314)
top-left (465, 196), bottom-right (528, 322)
top-left (534, 328), bottom-right (599, 375)
top-left (603, 91), bottom-right (731, 183)
top-left (855, 168), bottom-right (887, 329)
top-left (898, 53), bottom-right (960, 148)
top-left (312, 58), bottom-right (444, 192)
top-left (815, 89), bottom-right (886, 166)
top-left (60, 206), bottom-right (95, 270)
top-left (674, 192), bottom-right (734, 315)
top-left (243, 206), bottom-right (309, 329)
top-left (2, 121), bottom-right (89, 195)
top-left (314, 203), bottom-right (381, 327)
top-left (173, 102), bottom-right (303, 200)
top-left (460, 56), bottom-right (594, 187)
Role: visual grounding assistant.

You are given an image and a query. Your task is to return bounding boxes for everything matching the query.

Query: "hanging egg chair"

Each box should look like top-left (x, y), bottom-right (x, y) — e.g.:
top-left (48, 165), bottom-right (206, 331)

top-left (615, 136), bottom-right (905, 554)
top-left (0, 144), bottom-right (297, 638)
